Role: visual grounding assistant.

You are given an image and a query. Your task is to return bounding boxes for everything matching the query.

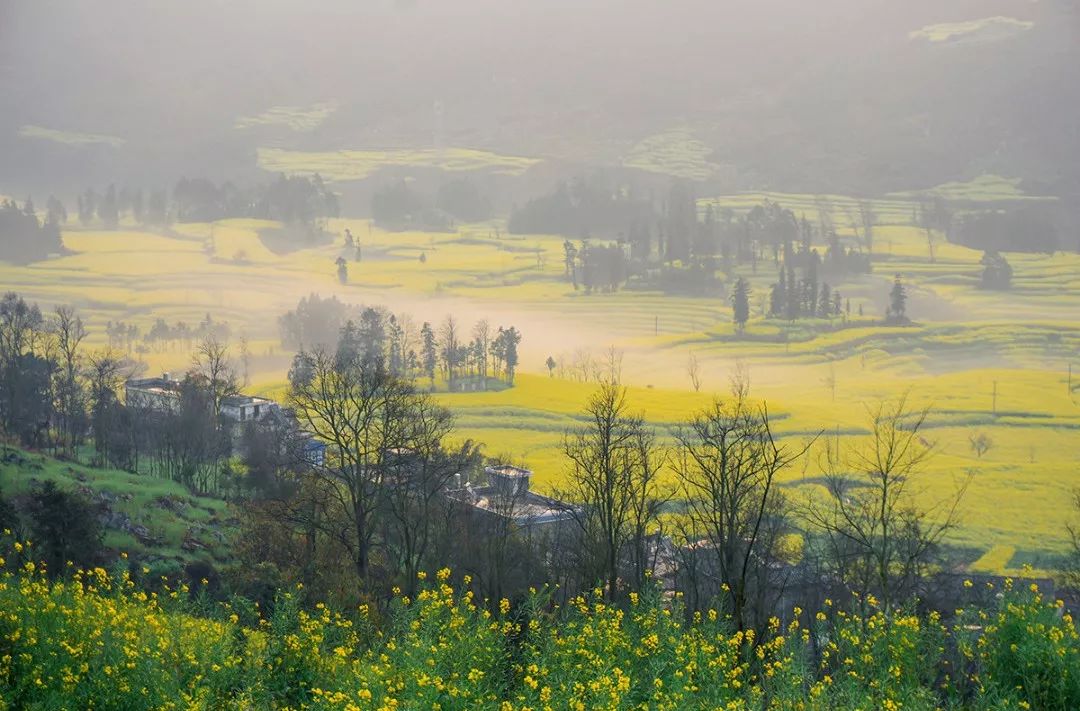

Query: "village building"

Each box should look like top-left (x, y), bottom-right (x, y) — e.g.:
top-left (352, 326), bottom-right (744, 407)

top-left (123, 373), bottom-right (325, 467)
top-left (447, 465), bottom-right (576, 529)
top-left (220, 394), bottom-right (276, 423)
top-left (124, 372), bottom-right (182, 411)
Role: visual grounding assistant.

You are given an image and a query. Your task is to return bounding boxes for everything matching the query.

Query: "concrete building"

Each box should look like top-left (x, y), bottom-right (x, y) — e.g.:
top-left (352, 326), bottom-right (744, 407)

top-left (447, 465), bottom-right (576, 528)
top-left (124, 373), bottom-right (182, 411)
top-left (220, 394), bottom-right (276, 423)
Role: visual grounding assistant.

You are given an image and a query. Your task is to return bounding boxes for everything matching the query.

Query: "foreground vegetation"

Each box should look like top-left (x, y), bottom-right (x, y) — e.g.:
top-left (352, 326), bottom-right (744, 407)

top-left (1, 549), bottom-right (1077, 710)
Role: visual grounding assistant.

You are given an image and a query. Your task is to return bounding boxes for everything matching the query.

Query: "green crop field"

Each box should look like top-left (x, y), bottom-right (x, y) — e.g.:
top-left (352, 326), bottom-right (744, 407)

top-left (2, 181), bottom-right (1077, 575)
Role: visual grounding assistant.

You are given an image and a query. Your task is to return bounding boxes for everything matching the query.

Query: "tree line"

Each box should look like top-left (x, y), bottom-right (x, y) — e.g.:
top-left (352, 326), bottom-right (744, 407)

top-left (511, 179), bottom-right (876, 295)
top-left (65, 174), bottom-right (339, 233)
top-left (279, 294), bottom-right (522, 390)
top-left (371, 177), bottom-right (492, 230)
top-left (0, 291), bottom-right (272, 496)
top-left (0, 197), bottom-right (65, 263)
top-left (102, 313), bottom-right (233, 354)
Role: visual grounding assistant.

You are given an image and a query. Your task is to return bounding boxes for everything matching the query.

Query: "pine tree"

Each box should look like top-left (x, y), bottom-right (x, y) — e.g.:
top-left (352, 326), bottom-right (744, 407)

top-left (819, 282), bottom-right (832, 318)
top-left (731, 277), bottom-right (751, 333)
top-left (769, 272), bottom-right (786, 317)
top-left (99, 184), bottom-right (119, 228)
top-left (889, 273), bottom-right (908, 323)
top-left (420, 322), bottom-right (437, 384)
top-left (785, 267), bottom-right (798, 320)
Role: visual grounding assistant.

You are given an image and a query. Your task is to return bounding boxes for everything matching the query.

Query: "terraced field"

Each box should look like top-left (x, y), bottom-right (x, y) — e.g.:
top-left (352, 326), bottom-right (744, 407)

top-left (257, 146), bottom-right (541, 182)
top-left (2, 182), bottom-right (1077, 573)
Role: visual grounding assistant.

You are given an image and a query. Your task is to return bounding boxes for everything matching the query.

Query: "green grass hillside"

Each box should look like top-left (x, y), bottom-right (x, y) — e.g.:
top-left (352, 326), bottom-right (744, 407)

top-left (0, 447), bottom-right (234, 568)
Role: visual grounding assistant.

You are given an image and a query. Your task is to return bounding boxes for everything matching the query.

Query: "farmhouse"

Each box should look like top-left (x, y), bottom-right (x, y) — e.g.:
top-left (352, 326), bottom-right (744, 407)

top-left (447, 464), bottom-right (576, 528)
top-left (123, 374), bottom-right (325, 466)
top-left (124, 372), bottom-right (182, 411)
top-left (220, 394), bottom-right (276, 423)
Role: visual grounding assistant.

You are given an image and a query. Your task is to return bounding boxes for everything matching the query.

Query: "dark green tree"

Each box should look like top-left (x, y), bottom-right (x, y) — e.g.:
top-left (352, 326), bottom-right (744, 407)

top-left (731, 278), bottom-right (751, 333)
top-left (27, 481), bottom-right (103, 576)
top-left (888, 274), bottom-right (908, 323)
top-left (420, 322), bottom-right (437, 385)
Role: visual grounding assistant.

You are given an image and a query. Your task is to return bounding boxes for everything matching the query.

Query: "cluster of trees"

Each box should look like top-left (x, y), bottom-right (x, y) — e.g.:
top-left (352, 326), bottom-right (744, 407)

top-left (103, 314), bottom-right (233, 354)
top-left (72, 174), bottom-right (339, 233)
top-left (0, 291), bottom-right (269, 496)
top-left (561, 240), bottom-right (627, 293)
top-left (371, 178), bottom-right (491, 230)
top-left (77, 184), bottom-right (168, 227)
top-left (980, 251), bottom-right (1013, 290)
top-left (548, 385), bottom-right (968, 633)
top-left (767, 264), bottom-right (845, 321)
top-left (280, 295), bottom-right (523, 390)
top-left (953, 206), bottom-right (1060, 254)
top-left (508, 177), bottom-right (654, 238)
top-left (142, 314), bottom-right (231, 352)
top-left (0, 294), bottom-right (92, 454)
top-left (518, 179), bottom-right (875, 297)
top-left (0, 198), bottom-right (65, 263)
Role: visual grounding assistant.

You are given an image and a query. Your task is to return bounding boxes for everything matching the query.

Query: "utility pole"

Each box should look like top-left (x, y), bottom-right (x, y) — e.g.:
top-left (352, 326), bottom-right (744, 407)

top-left (992, 380), bottom-right (998, 416)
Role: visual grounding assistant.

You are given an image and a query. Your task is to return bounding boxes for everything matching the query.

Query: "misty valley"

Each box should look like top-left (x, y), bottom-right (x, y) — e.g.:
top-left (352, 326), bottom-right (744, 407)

top-left (1, 1), bottom-right (1079, 709)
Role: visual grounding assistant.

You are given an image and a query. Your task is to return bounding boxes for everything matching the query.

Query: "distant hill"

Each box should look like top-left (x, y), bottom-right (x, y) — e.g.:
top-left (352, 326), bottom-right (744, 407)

top-left (1, 0), bottom-right (1077, 204)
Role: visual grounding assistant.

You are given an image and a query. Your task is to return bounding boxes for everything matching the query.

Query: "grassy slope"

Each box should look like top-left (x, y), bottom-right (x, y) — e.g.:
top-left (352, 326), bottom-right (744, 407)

top-left (0, 447), bottom-right (234, 566)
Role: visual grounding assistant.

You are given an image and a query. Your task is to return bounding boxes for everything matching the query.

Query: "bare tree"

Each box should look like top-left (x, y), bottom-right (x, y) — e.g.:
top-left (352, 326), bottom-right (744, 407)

top-left (571, 348), bottom-right (594, 383)
top-left (192, 336), bottom-right (239, 415)
top-left (805, 396), bottom-right (970, 614)
top-left (290, 348), bottom-right (457, 586)
top-left (626, 426), bottom-right (672, 590)
top-left (557, 381), bottom-right (661, 599)
top-left (729, 358), bottom-right (751, 400)
top-left (438, 315), bottom-right (460, 385)
top-left (472, 320), bottom-right (491, 385)
top-left (381, 397), bottom-right (480, 596)
top-left (600, 345), bottom-right (624, 384)
top-left (51, 305), bottom-right (88, 456)
top-left (673, 395), bottom-right (811, 632)
top-left (822, 360), bottom-right (837, 402)
top-left (686, 351), bottom-right (702, 392)
top-left (86, 349), bottom-right (133, 468)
